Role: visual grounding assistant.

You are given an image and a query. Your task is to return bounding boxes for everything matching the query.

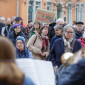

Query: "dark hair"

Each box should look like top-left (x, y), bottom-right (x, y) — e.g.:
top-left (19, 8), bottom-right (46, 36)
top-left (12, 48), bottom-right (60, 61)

top-left (28, 21), bottom-right (32, 23)
top-left (39, 25), bottom-right (49, 37)
top-left (34, 22), bottom-right (41, 29)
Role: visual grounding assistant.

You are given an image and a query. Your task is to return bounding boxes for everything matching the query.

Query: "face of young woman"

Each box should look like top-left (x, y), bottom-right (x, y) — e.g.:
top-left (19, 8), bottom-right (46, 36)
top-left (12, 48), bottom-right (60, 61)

top-left (42, 27), bottom-right (48, 35)
top-left (14, 26), bottom-right (21, 33)
top-left (16, 40), bottom-right (24, 50)
top-left (65, 27), bottom-right (74, 39)
top-left (76, 24), bottom-right (83, 32)
top-left (34, 23), bottom-right (39, 29)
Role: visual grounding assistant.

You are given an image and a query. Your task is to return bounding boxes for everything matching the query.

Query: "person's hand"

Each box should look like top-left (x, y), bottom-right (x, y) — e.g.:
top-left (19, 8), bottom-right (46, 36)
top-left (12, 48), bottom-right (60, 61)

top-left (54, 66), bottom-right (58, 73)
top-left (39, 52), bottom-right (46, 57)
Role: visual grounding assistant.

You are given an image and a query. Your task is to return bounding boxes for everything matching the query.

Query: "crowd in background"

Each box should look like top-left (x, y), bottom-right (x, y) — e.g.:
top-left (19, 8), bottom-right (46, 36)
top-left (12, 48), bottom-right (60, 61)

top-left (0, 16), bottom-right (85, 85)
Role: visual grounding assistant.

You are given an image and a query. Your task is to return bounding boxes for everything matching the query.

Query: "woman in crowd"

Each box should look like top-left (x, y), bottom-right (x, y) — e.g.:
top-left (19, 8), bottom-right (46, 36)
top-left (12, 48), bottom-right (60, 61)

top-left (0, 36), bottom-right (35, 85)
top-left (27, 25), bottom-right (49, 60)
top-left (16, 36), bottom-right (33, 59)
top-left (49, 24), bottom-right (82, 67)
top-left (8, 24), bottom-right (27, 46)
top-left (28, 22), bottom-right (40, 38)
top-left (50, 25), bottom-right (62, 49)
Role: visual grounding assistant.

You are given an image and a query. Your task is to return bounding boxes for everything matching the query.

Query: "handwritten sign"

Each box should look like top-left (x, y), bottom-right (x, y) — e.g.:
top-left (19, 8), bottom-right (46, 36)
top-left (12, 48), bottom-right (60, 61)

top-left (35, 8), bottom-right (56, 24)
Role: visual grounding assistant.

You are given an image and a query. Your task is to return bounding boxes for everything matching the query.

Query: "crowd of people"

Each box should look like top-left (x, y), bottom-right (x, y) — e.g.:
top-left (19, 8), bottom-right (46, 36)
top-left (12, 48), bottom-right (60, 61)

top-left (0, 16), bottom-right (85, 85)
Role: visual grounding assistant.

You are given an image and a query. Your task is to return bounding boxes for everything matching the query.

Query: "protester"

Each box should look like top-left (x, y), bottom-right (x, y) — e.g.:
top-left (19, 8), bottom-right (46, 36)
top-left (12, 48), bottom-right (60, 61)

top-left (16, 36), bottom-right (33, 59)
top-left (50, 25), bottom-right (62, 49)
top-left (57, 52), bottom-right (85, 85)
top-left (8, 17), bottom-right (27, 37)
top-left (75, 21), bottom-right (84, 39)
top-left (49, 24), bottom-right (82, 67)
top-left (0, 17), bottom-right (7, 37)
top-left (27, 25), bottom-right (49, 60)
top-left (49, 18), bottom-right (64, 41)
top-left (8, 24), bottom-right (27, 46)
top-left (28, 22), bottom-right (40, 38)
top-left (0, 36), bottom-right (35, 85)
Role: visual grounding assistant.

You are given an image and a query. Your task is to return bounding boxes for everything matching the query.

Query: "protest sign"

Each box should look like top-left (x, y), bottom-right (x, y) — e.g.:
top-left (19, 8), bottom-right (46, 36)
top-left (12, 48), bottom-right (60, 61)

top-left (16, 59), bottom-right (55, 85)
top-left (35, 8), bottom-right (56, 24)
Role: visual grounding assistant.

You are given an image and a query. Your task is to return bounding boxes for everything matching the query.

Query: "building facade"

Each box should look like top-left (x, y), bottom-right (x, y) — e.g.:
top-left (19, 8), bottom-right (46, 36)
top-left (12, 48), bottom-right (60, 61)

top-left (0, 0), bottom-right (85, 25)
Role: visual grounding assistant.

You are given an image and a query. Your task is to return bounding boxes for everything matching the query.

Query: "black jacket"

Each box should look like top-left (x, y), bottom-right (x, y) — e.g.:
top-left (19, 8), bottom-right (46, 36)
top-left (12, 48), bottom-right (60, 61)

top-left (57, 58), bottom-right (85, 85)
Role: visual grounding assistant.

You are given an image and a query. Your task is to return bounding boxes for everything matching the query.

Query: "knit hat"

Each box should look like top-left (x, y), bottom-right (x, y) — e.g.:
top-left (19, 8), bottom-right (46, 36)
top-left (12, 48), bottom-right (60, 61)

top-left (13, 24), bottom-right (21, 28)
top-left (15, 17), bottom-right (22, 22)
top-left (16, 36), bottom-right (25, 45)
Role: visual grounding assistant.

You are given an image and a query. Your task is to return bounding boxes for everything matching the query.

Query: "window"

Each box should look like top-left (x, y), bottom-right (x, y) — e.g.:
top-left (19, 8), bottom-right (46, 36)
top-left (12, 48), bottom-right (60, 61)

top-left (28, 1), bottom-right (33, 21)
top-left (47, 2), bottom-right (52, 11)
top-left (67, 3), bottom-right (72, 24)
top-left (35, 2), bottom-right (41, 12)
top-left (76, 3), bottom-right (84, 22)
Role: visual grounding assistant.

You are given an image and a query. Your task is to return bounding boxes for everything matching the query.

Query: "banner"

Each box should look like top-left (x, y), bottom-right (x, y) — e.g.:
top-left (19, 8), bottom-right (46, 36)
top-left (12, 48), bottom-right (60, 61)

top-left (35, 8), bottom-right (56, 24)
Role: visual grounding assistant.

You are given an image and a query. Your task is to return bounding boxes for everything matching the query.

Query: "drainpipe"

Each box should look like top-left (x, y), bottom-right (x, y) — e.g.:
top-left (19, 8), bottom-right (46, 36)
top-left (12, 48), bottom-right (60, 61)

top-left (17, 0), bottom-right (19, 17)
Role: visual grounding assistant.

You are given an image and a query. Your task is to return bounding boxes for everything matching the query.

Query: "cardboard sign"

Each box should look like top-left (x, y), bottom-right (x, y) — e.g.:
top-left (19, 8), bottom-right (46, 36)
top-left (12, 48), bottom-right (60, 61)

top-left (35, 8), bottom-right (56, 24)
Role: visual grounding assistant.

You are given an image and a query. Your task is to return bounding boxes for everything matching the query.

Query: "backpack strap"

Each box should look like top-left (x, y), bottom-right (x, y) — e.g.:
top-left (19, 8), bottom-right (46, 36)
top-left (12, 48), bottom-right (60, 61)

top-left (33, 35), bottom-right (37, 45)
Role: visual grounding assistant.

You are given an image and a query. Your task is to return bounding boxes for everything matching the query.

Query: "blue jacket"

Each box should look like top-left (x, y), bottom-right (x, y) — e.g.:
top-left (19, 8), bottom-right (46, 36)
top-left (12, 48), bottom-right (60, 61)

top-left (8, 31), bottom-right (27, 46)
top-left (57, 58), bottom-right (85, 85)
top-left (49, 38), bottom-right (82, 66)
top-left (16, 47), bottom-right (33, 59)
top-left (50, 35), bottom-right (62, 50)
top-left (24, 77), bottom-right (35, 85)
top-left (75, 30), bottom-right (83, 39)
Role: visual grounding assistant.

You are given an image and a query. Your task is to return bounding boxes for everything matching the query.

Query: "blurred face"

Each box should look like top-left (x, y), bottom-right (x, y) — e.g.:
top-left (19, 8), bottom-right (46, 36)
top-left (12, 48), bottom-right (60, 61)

top-left (29, 22), bottom-right (33, 27)
top-left (65, 27), bottom-right (74, 39)
top-left (6, 19), bottom-right (11, 24)
top-left (57, 21), bottom-right (64, 26)
top-left (16, 20), bottom-right (22, 24)
top-left (76, 24), bottom-right (83, 32)
top-left (42, 27), bottom-right (48, 35)
top-left (34, 23), bottom-right (39, 29)
top-left (14, 26), bottom-right (21, 33)
top-left (16, 40), bottom-right (24, 50)
top-left (55, 29), bottom-right (62, 36)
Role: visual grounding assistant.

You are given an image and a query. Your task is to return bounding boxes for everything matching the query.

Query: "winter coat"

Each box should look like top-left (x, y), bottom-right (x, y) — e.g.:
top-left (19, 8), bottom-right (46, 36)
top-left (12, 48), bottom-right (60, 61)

top-left (0, 23), bottom-right (7, 36)
top-left (75, 30), bottom-right (83, 39)
top-left (27, 33), bottom-right (49, 60)
top-left (16, 47), bottom-right (33, 59)
top-left (57, 58), bottom-right (85, 85)
top-left (8, 31), bottom-right (27, 46)
top-left (50, 35), bottom-right (62, 50)
top-left (78, 38), bottom-right (85, 47)
top-left (49, 38), bottom-right (82, 66)
top-left (49, 22), bottom-right (56, 41)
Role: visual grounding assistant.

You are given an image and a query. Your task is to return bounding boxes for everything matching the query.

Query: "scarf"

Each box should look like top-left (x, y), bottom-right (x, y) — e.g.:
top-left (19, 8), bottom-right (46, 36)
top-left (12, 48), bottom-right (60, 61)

top-left (41, 34), bottom-right (49, 52)
top-left (63, 36), bottom-right (73, 52)
top-left (80, 38), bottom-right (85, 44)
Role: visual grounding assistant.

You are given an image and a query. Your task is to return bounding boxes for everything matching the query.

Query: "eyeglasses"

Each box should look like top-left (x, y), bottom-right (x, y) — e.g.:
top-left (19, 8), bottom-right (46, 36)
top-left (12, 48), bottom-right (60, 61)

top-left (66, 31), bottom-right (74, 34)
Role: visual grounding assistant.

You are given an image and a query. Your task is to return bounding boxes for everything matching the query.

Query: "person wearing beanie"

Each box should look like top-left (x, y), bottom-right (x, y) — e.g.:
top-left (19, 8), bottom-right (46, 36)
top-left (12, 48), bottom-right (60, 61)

top-left (16, 36), bottom-right (33, 59)
top-left (50, 25), bottom-right (63, 50)
top-left (8, 24), bottom-right (27, 46)
top-left (0, 36), bottom-right (35, 85)
top-left (8, 17), bottom-right (27, 37)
